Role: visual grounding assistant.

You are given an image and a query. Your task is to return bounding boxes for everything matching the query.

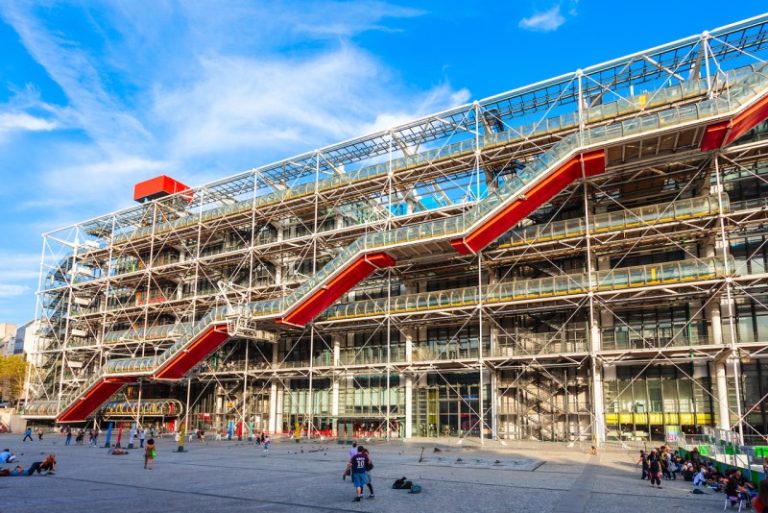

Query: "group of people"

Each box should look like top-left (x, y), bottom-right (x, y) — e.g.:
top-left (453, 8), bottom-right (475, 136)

top-left (21, 427), bottom-right (44, 442)
top-left (0, 452), bottom-right (56, 476)
top-left (638, 445), bottom-right (768, 511)
top-left (63, 426), bottom-right (100, 446)
top-left (343, 441), bottom-right (374, 502)
top-left (637, 446), bottom-right (684, 488)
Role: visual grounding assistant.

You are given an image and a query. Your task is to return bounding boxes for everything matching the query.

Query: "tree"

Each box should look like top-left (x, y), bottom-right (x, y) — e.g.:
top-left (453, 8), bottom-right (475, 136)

top-left (0, 355), bottom-right (29, 403)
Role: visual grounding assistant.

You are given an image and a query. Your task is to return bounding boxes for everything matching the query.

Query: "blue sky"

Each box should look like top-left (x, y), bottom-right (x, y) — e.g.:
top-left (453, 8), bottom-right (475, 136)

top-left (0, 1), bottom-right (766, 326)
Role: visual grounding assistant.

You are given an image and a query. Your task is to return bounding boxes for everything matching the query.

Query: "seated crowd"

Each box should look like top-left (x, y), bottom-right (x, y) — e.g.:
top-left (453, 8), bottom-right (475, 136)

top-left (639, 445), bottom-right (768, 510)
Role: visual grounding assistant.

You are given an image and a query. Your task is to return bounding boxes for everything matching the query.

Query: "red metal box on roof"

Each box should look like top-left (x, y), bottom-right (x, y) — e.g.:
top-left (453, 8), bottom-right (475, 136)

top-left (133, 175), bottom-right (192, 203)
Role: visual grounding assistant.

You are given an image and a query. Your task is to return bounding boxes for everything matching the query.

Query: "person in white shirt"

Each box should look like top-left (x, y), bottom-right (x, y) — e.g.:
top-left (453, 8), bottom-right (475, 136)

top-left (343, 442), bottom-right (358, 480)
top-left (693, 466), bottom-right (707, 487)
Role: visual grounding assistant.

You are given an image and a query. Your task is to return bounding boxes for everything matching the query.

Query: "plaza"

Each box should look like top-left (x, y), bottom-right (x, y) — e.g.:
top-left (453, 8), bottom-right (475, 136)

top-left (2, 435), bottom-right (728, 513)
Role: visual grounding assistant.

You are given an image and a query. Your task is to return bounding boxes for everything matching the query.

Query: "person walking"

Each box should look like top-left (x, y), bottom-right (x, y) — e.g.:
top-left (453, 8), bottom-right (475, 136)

top-left (360, 446), bottom-right (374, 498)
top-left (637, 450), bottom-right (648, 480)
top-left (22, 427), bottom-right (33, 442)
top-left (37, 428), bottom-right (44, 441)
top-left (647, 450), bottom-right (662, 489)
top-left (92, 426), bottom-right (99, 447)
top-left (65, 427), bottom-right (72, 446)
top-left (343, 442), bottom-right (358, 480)
top-left (144, 438), bottom-right (156, 470)
top-left (262, 435), bottom-right (270, 456)
top-left (139, 428), bottom-right (145, 448)
top-left (345, 445), bottom-right (371, 502)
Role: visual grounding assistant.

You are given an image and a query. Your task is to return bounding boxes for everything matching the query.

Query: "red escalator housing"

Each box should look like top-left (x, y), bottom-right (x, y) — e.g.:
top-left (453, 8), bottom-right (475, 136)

top-left (57, 376), bottom-right (137, 423)
top-left (279, 252), bottom-right (396, 327)
top-left (153, 324), bottom-right (229, 380)
top-left (725, 94), bottom-right (768, 145)
top-left (700, 121), bottom-right (729, 151)
top-left (700, 92), bottom-right (768, 151)
top-left (451, 150), bottom-right (606, 255)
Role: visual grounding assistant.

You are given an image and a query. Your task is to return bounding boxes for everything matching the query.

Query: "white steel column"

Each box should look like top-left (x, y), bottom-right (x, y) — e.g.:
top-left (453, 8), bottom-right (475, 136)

top-left (713, 154), bottom-right (743, 445)
top-left (712, 361), bottom-right (731, 430)
top-left (578, 68), bottom-right (605, 446)
top-left (268, 382), bottom-right (278, 434)
top-left (268, 342), bottom-right (279, 434)
top-left (405, 326), bottom-right (413, 438)
top-left (331, 334), bottom-right (340, 435)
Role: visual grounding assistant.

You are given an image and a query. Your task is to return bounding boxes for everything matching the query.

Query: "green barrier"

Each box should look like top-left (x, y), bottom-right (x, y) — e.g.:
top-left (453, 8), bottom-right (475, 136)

top-left (679, 446), bottom-right (761, 487)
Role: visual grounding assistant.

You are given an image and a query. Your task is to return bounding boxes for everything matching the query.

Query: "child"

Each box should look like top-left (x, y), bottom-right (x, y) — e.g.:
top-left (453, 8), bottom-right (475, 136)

top-left (144, 438), bottom-right (156, 470)
top-left (262, 435), bottom-right (270, 456)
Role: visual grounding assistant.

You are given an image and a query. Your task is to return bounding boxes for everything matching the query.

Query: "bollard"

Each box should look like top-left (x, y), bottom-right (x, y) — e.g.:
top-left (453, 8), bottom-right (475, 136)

top-left (104, 423), bottom-right (113, 448)
top-left (177, 423), bottom-right (186, 452)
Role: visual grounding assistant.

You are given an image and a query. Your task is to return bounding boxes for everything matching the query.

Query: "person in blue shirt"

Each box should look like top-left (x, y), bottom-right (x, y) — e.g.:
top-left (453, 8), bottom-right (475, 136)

top-left (0, 449), bottom-right (17, 463)
top-left (22, 427), bottom-right (33, 442)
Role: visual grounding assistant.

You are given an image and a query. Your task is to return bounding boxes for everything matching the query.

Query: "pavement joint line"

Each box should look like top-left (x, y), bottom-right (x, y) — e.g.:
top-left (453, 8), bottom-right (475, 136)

top-left (50, 475), bottom-right (365, 513)
top-left (160, 460), bottom-right (572, 492)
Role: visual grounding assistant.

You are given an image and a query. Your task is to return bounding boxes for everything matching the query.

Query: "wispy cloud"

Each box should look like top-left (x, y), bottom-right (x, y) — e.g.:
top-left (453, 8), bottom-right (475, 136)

top-left (153, 47), bottom-right (468, 162)
top-left (0, 251), bottom-right (39, 301)
top-left (519, 5), bottom-right (567, 33)
top-left (0, 1), bottom-right (471, 323)
top-left (0, 3), bottom-right (151, 155)
top-left (0, 284), bottom-right (30, 298)
top-left (0, 112), bottom-right (57, 132)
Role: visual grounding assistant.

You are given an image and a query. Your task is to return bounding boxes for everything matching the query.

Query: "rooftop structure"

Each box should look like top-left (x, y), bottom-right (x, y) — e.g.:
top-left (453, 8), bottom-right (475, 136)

top-left (23, 15), bottom-right (768, 444)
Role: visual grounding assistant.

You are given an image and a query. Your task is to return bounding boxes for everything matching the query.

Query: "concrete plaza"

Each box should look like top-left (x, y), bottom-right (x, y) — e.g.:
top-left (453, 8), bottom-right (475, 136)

top-left (1, 434), bottom-right (726, 512)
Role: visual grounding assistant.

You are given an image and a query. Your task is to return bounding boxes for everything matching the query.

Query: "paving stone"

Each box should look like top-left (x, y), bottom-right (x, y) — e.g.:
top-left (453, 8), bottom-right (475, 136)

top-left (0, 435), bottom-right (729, 513)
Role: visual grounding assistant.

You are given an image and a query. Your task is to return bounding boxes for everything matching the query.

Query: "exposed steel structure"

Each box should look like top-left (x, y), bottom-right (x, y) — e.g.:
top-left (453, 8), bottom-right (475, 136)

top-left (23, 15), bottom-right (768, 445)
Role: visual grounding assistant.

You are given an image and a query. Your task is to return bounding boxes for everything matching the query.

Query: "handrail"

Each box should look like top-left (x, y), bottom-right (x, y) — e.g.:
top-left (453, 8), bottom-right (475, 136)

top-left (324, 257), bottom-right (734, 321)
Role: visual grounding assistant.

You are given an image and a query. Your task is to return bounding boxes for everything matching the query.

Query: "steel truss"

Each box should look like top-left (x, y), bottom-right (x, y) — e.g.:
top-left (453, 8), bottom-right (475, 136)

top-left (23, 15), bottom-right (768, 445)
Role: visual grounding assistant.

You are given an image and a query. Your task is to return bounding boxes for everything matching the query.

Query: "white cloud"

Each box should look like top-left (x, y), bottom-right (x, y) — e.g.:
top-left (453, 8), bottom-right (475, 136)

top-left (0, 112), bottom-right (57, 132)
top-left (0, 3), bottom-right (151, 155)
top-left (519, 5), bottom-right (566, 33)
top-left (39, 154), bottom-right (170, 210)
top-left (0, 284), bottom-right (30, 298)
top-left (0, 252), bottom-right (40, 301)
top-left (153, 46), bottom-right (468, 161)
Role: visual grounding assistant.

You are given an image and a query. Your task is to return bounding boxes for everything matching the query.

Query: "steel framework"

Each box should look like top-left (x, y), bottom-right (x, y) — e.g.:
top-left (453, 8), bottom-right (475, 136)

top-left (22, 14), bottom-right (768, 445)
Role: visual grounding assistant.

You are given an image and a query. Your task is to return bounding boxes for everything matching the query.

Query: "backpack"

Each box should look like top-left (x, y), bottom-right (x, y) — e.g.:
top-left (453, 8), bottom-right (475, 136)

top-left (392, 477), bottom-right (413, 489)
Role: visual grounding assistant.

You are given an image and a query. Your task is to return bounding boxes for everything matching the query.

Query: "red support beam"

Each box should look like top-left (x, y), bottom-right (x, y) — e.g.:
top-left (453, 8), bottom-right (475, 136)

top-left (154, 324), bottom-right (229, 380)
top-left (280, 252), bottom-right (396, 327)
top-left (57, 377), bottom-right (137, 423)
top-left (452, 150), bottom-right (605, 255)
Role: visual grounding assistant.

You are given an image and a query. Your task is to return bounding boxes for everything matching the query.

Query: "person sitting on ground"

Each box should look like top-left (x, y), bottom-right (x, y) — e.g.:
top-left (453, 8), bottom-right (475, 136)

top-left (693, 465), bottom-right (707, 487)
top-left (39, 453), bottom-right (56, 473)
top-left (8, 465), bottom-right (25, 476)
top-left (753, 479), bottom-right (768, 513)
top-left (110, 446), bottom-right (128, 455)
top-left (0, 448), bottom-right (17, 463)
top-left (682, 461), bottom-right (695, 482)
top-left (26, 455), bottom-right (55, 476)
